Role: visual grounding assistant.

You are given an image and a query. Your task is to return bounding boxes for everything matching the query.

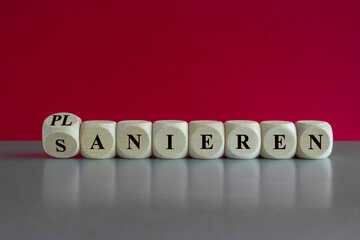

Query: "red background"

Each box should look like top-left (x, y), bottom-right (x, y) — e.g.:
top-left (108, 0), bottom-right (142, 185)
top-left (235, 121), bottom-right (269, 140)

top-left (1, 0), bottom-right (359, 140)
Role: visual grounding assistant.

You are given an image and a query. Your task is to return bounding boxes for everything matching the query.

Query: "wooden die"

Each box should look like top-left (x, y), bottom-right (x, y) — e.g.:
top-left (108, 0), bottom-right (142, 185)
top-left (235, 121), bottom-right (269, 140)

top-left (260, 121), bottom-right (297, 159)
top-left (116, 120), bottom-right (152, 158)
top-left (42, 112), bottom-right (81, 158)
top-left (295, 120), bottom-right (333, 159)
top-left (153, 120), bottom-right (188, 159)
top-left (225, 120), bottom-right (261, 159)
top-left (189, 121), bottom-right (224, 159)
top-left (80, 121), bottom-right (117, 159)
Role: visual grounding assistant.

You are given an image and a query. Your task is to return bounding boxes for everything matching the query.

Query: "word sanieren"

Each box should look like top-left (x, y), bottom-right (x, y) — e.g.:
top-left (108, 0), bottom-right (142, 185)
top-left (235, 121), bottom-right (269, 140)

top-left (42, 113), bottom-right (333, 160)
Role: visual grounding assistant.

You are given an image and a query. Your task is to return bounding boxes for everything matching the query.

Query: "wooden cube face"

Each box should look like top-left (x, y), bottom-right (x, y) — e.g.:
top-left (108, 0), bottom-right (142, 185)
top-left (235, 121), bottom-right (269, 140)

top-left (260, 121), bottom-right (297, 159)
top-left (225, 120), bottom-right (261, 159)
top-left (116, 120), bottom-right (152, 159)
top-left (42, 112), bottom-right (81, 158)
top-left (189, 121), bottom-right (224, 159)
top-left (295, 121), bottom-right (333, 159)
top-left (80, 121), bottom-right (116, 159)
top-left (153, 120), bottom-right (188, 159)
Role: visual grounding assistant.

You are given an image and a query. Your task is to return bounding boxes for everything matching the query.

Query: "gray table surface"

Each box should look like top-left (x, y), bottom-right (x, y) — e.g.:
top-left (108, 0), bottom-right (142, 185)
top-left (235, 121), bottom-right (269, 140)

top-left (0, 141), bottom-right (359, 240)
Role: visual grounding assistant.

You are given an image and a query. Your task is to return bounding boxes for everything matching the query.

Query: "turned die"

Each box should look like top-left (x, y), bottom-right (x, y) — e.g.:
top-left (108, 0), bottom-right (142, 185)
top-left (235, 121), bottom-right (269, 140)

top-left (42, 112), bottom-right (81, 158)
top-left (260, 121), bottom-right (297, 159)
top-left (80, 121), bottom-right (116, 159)
top-left (116, 120), bottom-right (152, 158)
top-left (295, 120), bottom-right (333, 159)
top-left (153, 120), bottom-right (188, 159)
top-left (225, 120), bottom-right (261, 159)
top-left (189, 120), bottom-right (224, 159)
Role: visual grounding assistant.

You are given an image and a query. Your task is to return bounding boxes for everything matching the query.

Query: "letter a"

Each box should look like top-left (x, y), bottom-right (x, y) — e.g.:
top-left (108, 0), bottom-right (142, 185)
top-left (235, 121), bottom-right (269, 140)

top-left (90, 135), bottom-right (105, 149)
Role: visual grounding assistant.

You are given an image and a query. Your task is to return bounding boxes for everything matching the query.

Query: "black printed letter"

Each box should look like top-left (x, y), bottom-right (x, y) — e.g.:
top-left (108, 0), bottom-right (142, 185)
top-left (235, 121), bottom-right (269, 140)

top-left (61, 115), bottom-right (73, 126)
top-left (167, 135), bottom-right (174, 149)
top-left (201, 134), bottom-right (213, 149)
top-left (309, 134), bottom-right (322, 149)
top-left (236, 134), bottom-right (250, 149)
top-left (50, 114), bottom-right (72, 126)
top-left (274, 135), bottom-right (286, 149)
top-left (90, 135), bottom-right (105, 149)
top-left (50, 115), bottom-right (62, 126)
top-left (127, 134), bottom-right (141, 149)
top-left (56, 139), bottom-right (66, 152)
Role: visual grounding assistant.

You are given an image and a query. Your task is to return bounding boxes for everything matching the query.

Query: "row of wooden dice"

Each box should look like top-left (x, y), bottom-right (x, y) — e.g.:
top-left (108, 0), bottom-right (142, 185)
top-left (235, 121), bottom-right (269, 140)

top-left (42, 113), bottom-right (333, 159)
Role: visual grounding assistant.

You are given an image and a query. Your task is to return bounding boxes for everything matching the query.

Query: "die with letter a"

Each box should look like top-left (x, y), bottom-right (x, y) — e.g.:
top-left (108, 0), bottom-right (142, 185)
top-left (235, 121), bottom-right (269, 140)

top-left (80, 121), bottom-right (117, 159)
top-left (42, 112), bottom-right (81, 158)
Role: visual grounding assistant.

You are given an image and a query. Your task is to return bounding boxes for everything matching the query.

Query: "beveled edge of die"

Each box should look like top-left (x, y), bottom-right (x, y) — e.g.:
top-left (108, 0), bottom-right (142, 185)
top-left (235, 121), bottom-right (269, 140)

top-left (260, 120), bottom-right (294, 126)
top-left (82, 120), bottom-right (117, 126)
top-left (225, 120), bottom-right (259, 125)
top-left (190, 120), bottom-right (223, 124)
top-left (154, 120), bottom-right (188, 124)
